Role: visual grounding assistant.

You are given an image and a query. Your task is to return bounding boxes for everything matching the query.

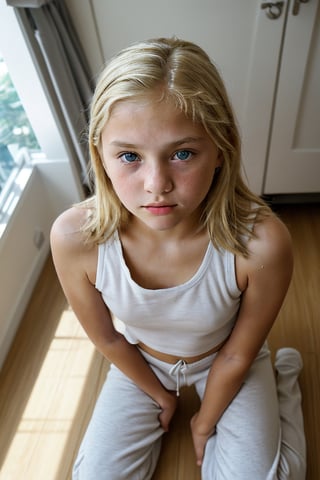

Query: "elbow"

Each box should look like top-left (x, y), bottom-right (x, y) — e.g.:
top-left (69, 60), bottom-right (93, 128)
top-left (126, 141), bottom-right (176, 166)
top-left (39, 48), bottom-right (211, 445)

top-left (95, 329), bottom-right (125, 358)
top-left (217, 349), bottom-right (253, 379)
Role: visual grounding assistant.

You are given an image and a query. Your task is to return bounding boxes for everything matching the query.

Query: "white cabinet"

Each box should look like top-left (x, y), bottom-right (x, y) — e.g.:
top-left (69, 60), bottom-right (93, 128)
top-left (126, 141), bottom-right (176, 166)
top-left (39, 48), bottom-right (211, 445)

top-left (66, 0), bottom-right (320, 195)
top-left (264, 0), bottom-right (320, 194)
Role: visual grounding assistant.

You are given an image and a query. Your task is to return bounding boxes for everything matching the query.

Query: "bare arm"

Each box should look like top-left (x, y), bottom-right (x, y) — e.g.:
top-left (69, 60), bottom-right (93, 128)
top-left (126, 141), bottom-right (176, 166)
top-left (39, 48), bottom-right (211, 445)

top-left (50, 207), bottom-right (177, 430)
top-left (191, 214), bottom-right (294, 465)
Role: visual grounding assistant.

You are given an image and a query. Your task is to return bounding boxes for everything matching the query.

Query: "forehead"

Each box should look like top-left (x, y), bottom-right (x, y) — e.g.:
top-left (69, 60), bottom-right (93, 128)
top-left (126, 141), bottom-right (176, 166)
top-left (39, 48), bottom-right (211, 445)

top-left (109, 91), bottom-right (177, 119)
top-left (103, 95), bottom-right (207, 141)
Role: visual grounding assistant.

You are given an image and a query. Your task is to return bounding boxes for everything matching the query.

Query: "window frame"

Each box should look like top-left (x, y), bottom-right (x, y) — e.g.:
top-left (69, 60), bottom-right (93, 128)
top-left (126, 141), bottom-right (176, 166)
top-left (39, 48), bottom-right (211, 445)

top-left (0, 3), bottom-right (78, 238)
top-left (0, 4), bottom-right (68, 161)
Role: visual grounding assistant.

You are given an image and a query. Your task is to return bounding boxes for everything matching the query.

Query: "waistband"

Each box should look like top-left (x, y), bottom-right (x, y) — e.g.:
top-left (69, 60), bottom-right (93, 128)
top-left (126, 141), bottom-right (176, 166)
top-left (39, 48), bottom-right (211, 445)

top-left (138, 338), bottom-right (227, 365)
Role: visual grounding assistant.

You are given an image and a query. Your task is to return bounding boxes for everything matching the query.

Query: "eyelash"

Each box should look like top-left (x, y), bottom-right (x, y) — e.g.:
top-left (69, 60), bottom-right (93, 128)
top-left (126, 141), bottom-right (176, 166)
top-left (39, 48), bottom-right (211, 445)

top-left (119, 152), bottom-right (139, 163)
top-left (118, 149), bottom-right (194, 164)
top-left (174, 150), bottom-right (194, 161)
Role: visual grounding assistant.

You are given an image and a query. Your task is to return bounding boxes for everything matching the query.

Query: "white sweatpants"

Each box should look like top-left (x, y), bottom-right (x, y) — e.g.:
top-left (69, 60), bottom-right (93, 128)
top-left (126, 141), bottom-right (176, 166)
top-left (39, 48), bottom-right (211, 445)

top-left (72, 344), bottom-right (306, 480)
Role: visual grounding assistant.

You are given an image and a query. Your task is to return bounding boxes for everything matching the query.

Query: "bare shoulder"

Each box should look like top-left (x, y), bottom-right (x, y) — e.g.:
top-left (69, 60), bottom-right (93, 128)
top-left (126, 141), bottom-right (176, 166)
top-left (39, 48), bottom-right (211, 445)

top-left (50, 205), bottom-right (98, 283)
top-left (50, 205), bottom-right (90, 252)
top-left (51, 205), bottom-right (87, 237)
top-left (236, 213), bottom-right (293, 290)
top-left (249, 213), bottom-right (293, 265)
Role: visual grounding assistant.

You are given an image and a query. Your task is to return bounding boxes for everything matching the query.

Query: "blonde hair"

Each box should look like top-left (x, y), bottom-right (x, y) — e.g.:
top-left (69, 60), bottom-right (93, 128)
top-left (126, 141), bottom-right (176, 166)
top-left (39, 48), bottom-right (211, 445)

top-left (81, 37), bottom-right (271, 256)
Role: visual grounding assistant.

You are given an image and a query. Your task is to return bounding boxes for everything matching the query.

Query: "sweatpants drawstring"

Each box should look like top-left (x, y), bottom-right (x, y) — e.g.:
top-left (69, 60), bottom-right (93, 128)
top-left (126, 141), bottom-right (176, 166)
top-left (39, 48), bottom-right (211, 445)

top-left (169, 359), bottom-right (188, 396)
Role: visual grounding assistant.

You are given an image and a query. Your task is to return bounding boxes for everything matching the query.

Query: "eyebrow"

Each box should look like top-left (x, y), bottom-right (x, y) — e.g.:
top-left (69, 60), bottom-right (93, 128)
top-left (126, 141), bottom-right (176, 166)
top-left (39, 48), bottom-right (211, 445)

top-left (108, 136), bottom-right (206, 148)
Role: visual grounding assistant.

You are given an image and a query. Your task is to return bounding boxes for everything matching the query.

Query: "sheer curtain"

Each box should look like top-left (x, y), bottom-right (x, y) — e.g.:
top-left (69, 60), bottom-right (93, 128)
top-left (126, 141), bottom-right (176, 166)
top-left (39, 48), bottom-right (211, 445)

top-left (6, 0), bottom-right (94, 190)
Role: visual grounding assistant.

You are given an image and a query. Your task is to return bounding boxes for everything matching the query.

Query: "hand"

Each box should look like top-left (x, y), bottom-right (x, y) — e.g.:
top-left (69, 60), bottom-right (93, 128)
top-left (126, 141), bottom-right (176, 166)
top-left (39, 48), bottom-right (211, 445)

top-left (190, 412), bottom-right (216, 467)
top-left (158, 391), bottom-right (178, 432)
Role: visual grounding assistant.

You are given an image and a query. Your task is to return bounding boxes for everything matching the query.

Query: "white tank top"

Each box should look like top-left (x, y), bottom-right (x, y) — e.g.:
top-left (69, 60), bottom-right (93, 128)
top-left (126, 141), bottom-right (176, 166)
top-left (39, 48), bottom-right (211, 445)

top-left (95, 231), bottom-right (241, 357)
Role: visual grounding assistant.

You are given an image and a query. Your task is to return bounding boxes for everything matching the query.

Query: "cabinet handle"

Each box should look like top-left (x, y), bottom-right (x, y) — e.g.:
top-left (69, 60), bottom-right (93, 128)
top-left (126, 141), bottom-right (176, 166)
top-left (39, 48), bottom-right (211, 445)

top-left (292, 0), bottom-right (309, 16)
top-left (261, 1), bottom-right (284, 19)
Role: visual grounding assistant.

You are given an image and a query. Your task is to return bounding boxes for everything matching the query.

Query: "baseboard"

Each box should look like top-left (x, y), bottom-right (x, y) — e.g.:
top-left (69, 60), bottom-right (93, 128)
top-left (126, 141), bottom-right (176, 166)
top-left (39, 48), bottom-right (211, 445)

top-left (262, 192), bottom-right (320, 205)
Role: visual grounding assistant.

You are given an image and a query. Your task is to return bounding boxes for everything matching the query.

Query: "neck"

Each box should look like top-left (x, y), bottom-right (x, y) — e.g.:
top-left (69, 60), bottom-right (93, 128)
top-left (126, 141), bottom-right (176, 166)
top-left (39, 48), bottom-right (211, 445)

top-left (123, 212), bottom-right (206, 244)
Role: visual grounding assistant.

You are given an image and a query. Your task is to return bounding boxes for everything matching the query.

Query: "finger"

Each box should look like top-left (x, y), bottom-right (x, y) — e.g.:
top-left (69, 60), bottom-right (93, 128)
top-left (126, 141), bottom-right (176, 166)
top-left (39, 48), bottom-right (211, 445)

top-left (158, 413), bottom-right (169, 432)
top-left (196, 451), bottom-right (203, 466)
top-left (194, 442), bottom-right (204, 467)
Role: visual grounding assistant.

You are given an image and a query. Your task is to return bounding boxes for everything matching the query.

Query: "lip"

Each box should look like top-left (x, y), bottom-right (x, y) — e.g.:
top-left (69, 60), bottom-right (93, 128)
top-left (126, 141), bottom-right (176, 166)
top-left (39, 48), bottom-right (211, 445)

top-left (144, 203), bottom-right (176, 215)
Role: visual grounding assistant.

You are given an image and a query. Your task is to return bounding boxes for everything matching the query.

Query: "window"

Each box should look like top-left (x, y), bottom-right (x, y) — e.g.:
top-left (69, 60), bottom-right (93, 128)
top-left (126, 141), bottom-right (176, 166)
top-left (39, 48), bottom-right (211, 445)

top-left (0, 53), bottom-right (42, 235)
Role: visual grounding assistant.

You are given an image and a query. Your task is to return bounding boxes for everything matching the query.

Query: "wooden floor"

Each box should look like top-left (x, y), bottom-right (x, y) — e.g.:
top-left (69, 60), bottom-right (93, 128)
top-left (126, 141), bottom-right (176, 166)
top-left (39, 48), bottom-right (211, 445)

top-left (0, 204), bottom-right (319, 480)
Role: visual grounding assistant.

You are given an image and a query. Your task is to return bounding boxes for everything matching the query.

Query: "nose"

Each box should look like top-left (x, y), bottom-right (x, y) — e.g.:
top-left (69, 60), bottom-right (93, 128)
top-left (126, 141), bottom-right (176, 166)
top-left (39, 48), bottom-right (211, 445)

top-left (144, 161), bottom-right (173, 194)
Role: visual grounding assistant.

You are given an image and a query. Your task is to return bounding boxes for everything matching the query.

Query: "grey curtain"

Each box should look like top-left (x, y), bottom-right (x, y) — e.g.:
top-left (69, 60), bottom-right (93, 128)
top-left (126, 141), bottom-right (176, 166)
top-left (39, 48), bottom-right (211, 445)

top-left (6, 0), bottom-right (94, 191)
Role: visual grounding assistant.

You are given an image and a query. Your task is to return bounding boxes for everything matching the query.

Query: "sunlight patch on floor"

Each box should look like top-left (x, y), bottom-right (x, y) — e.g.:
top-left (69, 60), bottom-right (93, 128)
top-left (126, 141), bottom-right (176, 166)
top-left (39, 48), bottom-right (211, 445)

top-left (0, 309), bottom-right (95, 480)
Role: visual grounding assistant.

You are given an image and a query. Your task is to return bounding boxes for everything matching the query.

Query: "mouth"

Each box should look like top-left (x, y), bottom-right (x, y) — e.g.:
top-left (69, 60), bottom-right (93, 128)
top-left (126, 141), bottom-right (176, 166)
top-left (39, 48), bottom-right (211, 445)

top-left (143, 203), bottom-right (177, 215)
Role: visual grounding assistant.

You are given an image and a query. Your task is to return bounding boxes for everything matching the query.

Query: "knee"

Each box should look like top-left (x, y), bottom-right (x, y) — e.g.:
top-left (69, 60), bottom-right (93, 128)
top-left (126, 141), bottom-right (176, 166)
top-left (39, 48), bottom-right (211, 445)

top-left (73, 457), bottom-right (128, 480)
top-left (201, 434), bottom-right (278, 480)
top-left (72, 444), bottom-right (161, 480)
top-left (277, 450), bottom-right (306, 480)
top-left (72, 450), bottom-right (122, 480)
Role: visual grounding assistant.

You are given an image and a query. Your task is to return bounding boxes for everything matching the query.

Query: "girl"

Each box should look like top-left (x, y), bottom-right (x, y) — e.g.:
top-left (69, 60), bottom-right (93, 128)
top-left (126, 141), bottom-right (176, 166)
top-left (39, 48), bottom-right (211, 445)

top-left (51, 38), bottom-right (306, 479)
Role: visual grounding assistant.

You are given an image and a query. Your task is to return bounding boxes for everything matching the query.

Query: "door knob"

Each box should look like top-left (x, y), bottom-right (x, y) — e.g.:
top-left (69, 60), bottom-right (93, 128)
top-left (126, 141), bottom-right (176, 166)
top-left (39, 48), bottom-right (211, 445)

top-left (292, 0), bottom-right (309, 16)
top-left (261, 2), bottom-right (284, 19)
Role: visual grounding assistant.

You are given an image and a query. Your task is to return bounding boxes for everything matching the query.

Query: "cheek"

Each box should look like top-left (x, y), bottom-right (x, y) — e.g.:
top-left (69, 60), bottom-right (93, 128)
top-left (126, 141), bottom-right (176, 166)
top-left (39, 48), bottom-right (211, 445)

top-left (182, 168), bottom-right (215, 200)
top-left (107, 170), bottom-right (138, 206)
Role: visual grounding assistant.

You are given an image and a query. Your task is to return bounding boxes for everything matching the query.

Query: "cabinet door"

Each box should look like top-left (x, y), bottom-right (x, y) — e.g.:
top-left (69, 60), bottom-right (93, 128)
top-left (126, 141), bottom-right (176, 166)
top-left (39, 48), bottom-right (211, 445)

top-left (264, 0), bottom-right (320, 194)
top-left (67, 0), bottom-right (289, 193)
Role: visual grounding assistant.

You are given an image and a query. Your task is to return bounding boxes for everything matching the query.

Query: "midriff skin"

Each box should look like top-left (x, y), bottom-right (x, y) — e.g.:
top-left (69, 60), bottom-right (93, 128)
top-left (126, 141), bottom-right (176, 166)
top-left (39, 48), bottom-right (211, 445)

top-left (138, 338), bottom-right (228, 365)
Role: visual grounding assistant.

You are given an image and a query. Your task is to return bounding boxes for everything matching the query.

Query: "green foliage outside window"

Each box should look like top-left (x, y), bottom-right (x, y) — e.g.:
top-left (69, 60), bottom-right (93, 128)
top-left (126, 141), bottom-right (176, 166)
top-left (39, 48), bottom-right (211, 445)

top-left (0, 54), bottom-right (40, 193)
top-left (0, 55), bottom-right (40, 149)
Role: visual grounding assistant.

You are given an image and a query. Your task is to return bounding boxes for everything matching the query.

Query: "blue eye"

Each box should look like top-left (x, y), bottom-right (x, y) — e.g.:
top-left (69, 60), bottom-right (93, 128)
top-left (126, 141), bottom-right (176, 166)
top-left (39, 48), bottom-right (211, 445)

top-left (120, 152), bottom-right (138, 163)
top-left (175, 150), bottom-right (192, 161)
